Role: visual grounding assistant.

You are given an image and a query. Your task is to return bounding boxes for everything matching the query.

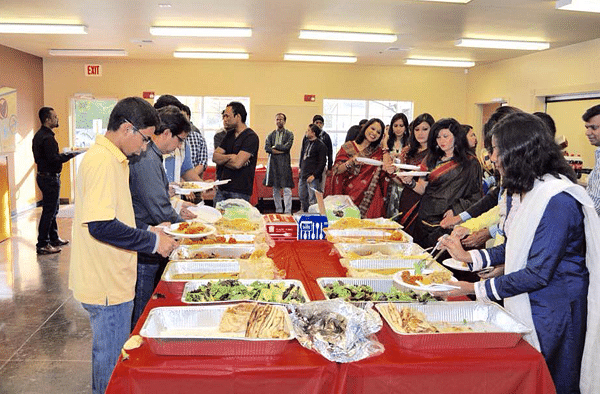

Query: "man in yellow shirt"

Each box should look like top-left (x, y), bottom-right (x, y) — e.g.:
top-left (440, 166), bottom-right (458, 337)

top-left (69, 97), bottom-right (178, 394)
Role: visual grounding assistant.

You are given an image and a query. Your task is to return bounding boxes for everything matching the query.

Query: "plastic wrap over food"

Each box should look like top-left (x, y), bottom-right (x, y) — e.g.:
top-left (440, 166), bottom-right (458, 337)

top-left (289, 299), bottom-right (384, 363)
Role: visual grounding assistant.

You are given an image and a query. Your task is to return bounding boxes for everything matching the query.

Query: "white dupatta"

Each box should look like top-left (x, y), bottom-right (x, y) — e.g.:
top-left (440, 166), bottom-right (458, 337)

top-left (503, 174), bottom-right (600, 393)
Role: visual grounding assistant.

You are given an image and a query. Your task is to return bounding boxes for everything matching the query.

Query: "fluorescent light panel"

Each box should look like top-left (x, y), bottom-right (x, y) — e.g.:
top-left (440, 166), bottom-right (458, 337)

top-left (284, 54), bottom-right (357, 63)
top-left (456, 38), bottom-right (549, 51)
top-left (173, 51), bottom-right (249, 59)
top-left (49, 49), bottom-right (127, 57)
top-left (556, 0), bottom-right (600, 13)
top-left (405, 58), bottom-right (475, 67)
top-left (0, 23), bottom-right (87, 34)
top-left (417, 0), bottom-right (472, 3)
top-left (150, 26), bottom-right (251, 37)
top-left (299, 30), bottom-right (396, 43)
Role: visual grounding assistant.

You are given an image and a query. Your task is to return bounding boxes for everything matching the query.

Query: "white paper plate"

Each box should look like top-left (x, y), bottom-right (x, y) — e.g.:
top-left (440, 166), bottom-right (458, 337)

top-left (163, 222), bottom-right (216, 239)
top-left (187, 205), bottom-right (222, 224)
top-left (395, 171), bottom-right (430, 177)
top-left (392, 163), bottom-right (421, 170)
top-left (393, 269), bottom-right (458, 292)
top-left (442, 258), bottom-right (471, 272)
top-left (355, 157), bottom-right (383, 166)
top-left (174, 179), bottom-right (231, 194)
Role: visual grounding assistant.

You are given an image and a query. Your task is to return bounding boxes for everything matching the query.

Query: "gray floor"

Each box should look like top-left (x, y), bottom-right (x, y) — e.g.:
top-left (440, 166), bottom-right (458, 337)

top-left (0, 206), bottom-right (92, 393)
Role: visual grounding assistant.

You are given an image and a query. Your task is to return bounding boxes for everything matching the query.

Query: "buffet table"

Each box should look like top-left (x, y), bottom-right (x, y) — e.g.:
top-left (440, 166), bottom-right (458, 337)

top-left (106, 240), bottom-right (556, 394)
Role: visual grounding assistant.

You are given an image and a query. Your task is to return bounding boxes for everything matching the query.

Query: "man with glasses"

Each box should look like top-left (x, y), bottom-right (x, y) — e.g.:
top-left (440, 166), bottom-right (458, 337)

top-left (128, 105), bottom-right (196, 329)
top-left (583, 104), bottom-right (600, 215)
top-left (69, 97), bottom-right (179, 394)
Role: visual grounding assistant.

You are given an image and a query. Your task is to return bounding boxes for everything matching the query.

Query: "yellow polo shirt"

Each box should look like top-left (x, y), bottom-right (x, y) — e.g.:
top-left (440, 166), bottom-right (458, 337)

top-left (69, 134), bottom-right (138, 305)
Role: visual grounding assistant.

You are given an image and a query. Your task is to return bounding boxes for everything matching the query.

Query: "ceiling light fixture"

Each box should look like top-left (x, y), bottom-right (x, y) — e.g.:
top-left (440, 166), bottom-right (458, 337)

top-left (173, 51), bottom-right (249, 59)
top-left (49, 49), bottom-right (127, 57)
top-left (417, 0), bottom-right (472, 3)
top-left (556, 0), bottom-right (600, 13)
top-left (405, 58), bottom-right (475, 67)
top-left (299, 30), bottom-right (396, 43)
top-left (456, 38), bottom-right (549, 50)
top-left (284, 54), bottom-right (357, 63)
top-left (150, 26), bottom-right (251, 37)
top-left (0, 23), bottom-right (87, 34)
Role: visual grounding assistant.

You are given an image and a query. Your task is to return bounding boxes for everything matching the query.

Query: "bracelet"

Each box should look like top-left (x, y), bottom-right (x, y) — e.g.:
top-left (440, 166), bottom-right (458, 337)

top-left (345, 161), bottom-right (352, 170)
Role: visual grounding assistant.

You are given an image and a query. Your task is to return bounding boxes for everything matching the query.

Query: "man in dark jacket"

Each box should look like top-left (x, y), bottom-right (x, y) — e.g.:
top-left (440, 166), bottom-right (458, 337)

top-left (298, 124), bottom-right (326, 212)
top-left (32, 107), bottom-right (81, 254)
top-left (264, 113), bottom-right (294, 214)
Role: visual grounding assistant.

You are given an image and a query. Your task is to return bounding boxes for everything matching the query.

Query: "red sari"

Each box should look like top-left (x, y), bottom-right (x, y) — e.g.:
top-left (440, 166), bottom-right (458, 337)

top-left (325, 142), bottom-right (389, 218)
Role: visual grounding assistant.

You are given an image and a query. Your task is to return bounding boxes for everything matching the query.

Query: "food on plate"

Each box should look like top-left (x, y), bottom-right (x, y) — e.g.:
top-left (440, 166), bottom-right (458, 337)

top-left (170, 272), bottom-right (239, 280)
top-left (179, 181), bottom-right (201, 189)
top-left (184, 279), bottom-right (306, 303)
top-left (171, 221), bottom-right (212, 235)
top-left (215, 217), bottom-right (260, 232)
top-left (181, 234), bottom-right (254, 245)
top-left (400, 270), bottom-right (452, 286)
top-left (219, 303), bottom-right (256, 332)
top-left (381, 305), bottom-right (473, 334)
top-left (323, 281), bottom-right (433, 302)
top-left (245, 304), bottom-right (290, 339)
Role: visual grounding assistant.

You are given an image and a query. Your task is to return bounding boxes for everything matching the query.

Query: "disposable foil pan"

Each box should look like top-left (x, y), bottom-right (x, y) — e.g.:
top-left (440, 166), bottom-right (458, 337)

top-left (170, 244), bottom-right (257, 260)
top-left (348, 258), bottom-right (423, 273)
top-left (375, 301), bottom-right (531, 349)
top-left (182, 279), bottom-right (310, 305)
top-left (161, 260), bottom-right (240, 293)
top-left (140, 305), bottom-right (295, 356)
top-left (316, 277), bottom-right (430, 306)
top-left (333, 242), bottom-right (425, 259)
top-left (325, 228), bottom-right (413, 243)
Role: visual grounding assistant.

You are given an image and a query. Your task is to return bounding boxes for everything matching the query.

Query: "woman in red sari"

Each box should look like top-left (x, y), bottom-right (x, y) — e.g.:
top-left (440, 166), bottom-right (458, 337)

top-left (403, 118), bottom-right (483, 248)
top-left (325, 118), bottom-right (394, 218)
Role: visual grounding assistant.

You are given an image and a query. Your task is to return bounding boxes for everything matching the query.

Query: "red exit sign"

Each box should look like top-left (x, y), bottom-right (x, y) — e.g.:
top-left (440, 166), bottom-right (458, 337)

top-left (85, 64), bottom-right (102, 77)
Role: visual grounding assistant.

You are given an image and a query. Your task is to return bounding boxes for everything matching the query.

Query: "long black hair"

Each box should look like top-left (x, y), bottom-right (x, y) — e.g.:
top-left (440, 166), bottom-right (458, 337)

top-left (492, 112), bottom-right (576, 194)
top-left (406, 113), bottom-right (435, 159)
top-left (387, 113), bottom-right (410, 151)
top-left (355, 118), bottom-right (386, 149)
top-left (426, 118), bottom-right (472, 169)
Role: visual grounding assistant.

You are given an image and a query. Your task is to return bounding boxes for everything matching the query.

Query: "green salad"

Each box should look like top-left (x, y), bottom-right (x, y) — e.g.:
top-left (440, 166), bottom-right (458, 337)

top-left (323, 280), bottom-right (433, 302)
top-left (184, 279), bottom-right (306, 303)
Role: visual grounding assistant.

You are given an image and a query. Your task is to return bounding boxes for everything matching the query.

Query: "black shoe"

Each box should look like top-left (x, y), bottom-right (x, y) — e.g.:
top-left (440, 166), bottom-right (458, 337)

top-left (37, 244), bottom-right (61, 255)
top-left (50, 238), bottom-right (69, 247)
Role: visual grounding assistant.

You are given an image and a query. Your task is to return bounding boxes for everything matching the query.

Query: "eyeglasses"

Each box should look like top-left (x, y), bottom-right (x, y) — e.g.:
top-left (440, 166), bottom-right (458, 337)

top-left (175, 134), bottom-right (186, 144)
top-left (124, 119), bottom-right (151, 145)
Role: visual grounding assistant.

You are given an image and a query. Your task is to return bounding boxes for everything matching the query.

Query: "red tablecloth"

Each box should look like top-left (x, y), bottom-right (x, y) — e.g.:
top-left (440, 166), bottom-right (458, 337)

top-left (202, 166), bottom-right (300, 206)
top-left (106, 241), bottom-right (556, 394)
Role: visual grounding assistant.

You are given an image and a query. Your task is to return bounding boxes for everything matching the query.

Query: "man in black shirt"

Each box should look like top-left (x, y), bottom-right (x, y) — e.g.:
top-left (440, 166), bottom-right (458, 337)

top-left (32, 107), bottom-right (80, 254)
top-left (212, 102), bottom-right (259, 204)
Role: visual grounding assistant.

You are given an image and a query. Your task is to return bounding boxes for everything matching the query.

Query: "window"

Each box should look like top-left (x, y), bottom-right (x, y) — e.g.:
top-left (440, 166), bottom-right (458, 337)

top-left (169, 96), bottom-right (251, 165)
top-left (323, 99), bottom-right (413, 154)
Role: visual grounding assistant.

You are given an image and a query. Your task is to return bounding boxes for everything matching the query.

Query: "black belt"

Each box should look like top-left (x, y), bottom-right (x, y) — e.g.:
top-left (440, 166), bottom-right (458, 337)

top-left (37, 172), bottom-right (61, 178)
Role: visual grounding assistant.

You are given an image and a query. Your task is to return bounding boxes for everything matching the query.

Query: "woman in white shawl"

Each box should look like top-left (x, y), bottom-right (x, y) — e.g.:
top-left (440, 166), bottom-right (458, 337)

top-left (439, 112), bottom-right (599, 394)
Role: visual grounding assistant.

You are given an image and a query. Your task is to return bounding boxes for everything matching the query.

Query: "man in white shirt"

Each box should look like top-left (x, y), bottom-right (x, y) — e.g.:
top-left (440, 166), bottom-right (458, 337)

top-left (583, 104), bottom-right (600, 215)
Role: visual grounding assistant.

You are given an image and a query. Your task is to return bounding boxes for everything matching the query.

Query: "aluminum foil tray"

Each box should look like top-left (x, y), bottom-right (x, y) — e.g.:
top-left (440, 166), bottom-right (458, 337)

top-left (375, 301), bottom-right (531, 349)
top-left (170, 244), bottom-right (257, 260)
top-left (140, 305), bottom-right (295, 356)
top-left (333, 242), bottom-right (425, 259)
top-left (325, 228), bottom-right (413, 243)
top-left (316, 277), bottom-right (430, 306)
top-left (348, 258), bottom-right (422, 273)
top-left (182, 279), bottom-right (310, 305)
top-left (161, 260), bottom-right (240, 292)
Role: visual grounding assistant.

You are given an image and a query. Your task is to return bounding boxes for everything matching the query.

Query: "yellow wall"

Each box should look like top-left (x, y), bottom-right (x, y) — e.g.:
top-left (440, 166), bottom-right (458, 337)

top-left (43, 59), bottom-right (468, 199)
top-left (0, 45), bottom-right (44, 214)
top-left (466, 37), bottom-right (600, 165)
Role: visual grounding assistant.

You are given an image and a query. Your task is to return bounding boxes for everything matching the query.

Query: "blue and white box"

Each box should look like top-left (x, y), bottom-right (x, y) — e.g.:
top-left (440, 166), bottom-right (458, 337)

top-left (297, 214), bottom-right (328, 240)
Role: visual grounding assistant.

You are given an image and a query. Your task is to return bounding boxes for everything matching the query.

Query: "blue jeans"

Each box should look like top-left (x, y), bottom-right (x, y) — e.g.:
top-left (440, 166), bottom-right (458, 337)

top-left (298, 177), bottom-right (321, 212)
top-left (213, 189), bottom-right (251, 206)
top-left (82, 300), bottom-right (133, 394)
top-left (36, 174), bottom-right (61, 248)
top-left (131, 260), bottom-right (163, 331)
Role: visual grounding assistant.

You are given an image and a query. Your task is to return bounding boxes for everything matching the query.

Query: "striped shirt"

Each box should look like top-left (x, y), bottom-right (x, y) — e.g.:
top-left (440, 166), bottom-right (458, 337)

top-left (586, 147), bottom-right (600, 216)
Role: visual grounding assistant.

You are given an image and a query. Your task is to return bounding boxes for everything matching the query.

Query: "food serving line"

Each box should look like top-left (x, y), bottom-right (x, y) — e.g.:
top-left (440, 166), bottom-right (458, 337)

top-left (106, 232), bottom-right (555, 394)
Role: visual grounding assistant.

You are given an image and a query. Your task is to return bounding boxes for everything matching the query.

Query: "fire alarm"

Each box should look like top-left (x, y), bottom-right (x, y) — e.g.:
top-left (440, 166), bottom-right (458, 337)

top-left (304, 94), bottom-right (316, 102)
top-left (143, 91), bottom-right (155, 99)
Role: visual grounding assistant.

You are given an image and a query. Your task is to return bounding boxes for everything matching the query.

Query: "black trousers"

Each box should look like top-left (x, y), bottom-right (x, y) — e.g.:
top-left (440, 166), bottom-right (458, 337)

top-left (36, 173), bottom-right (61, 248)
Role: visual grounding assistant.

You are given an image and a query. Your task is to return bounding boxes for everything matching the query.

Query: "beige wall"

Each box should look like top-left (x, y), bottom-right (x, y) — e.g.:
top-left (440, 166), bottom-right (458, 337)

top-left (0, 45), bottom-right (44, 214)
top-left (43, 59), bottom-right (468, 198)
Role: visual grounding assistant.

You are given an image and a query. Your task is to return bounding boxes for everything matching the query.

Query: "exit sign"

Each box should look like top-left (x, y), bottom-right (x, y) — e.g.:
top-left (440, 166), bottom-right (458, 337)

top-left (85, 64), bottom-right (102, 77)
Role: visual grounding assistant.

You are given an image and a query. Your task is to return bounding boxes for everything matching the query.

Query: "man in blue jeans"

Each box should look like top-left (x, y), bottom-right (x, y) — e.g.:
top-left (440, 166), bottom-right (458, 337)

top-left (69, 97), bottom-right (178, 394)
top-left (298, 124), bottom-right (327, 212)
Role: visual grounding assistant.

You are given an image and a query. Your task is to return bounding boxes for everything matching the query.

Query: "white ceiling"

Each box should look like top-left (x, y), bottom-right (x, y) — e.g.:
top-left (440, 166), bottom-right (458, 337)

top-left (1, 0), bottom-right (600, 66)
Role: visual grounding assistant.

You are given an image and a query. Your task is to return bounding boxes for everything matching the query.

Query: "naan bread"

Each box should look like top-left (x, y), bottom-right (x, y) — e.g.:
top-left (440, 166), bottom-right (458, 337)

top-left (219, 303), bottom-right (256, 332)
top-left (245, 304), bottom-right (290, 339)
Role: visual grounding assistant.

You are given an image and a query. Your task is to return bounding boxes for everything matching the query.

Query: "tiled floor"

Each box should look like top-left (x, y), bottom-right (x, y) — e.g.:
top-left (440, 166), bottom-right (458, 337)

top-left (0, 206), bottom-right (92, 393)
